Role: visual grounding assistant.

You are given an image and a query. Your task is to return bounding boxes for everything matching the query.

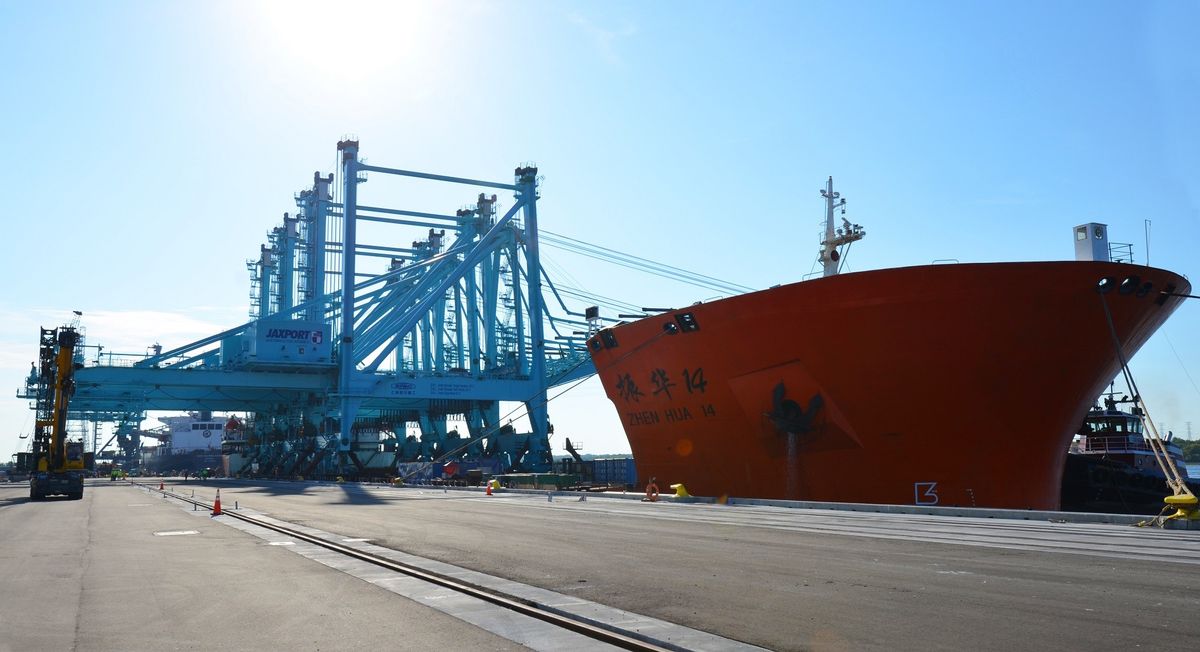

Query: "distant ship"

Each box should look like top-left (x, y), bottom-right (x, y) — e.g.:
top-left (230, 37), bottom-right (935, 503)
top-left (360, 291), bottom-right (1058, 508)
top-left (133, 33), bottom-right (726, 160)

top-left (141, 412), bottom-right (233, 474)
top-left (587, 179), bottom-right (1189, 510)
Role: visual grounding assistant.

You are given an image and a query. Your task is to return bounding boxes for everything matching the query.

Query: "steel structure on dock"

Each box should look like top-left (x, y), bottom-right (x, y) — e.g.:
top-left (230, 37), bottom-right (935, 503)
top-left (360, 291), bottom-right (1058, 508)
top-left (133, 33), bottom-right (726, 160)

top-left (46, 141), bottom-right (604, 479)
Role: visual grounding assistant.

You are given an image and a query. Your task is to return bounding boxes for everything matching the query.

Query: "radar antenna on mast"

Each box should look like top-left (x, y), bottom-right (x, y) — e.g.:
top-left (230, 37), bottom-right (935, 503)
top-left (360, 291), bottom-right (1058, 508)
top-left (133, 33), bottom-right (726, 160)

top-left (818, 177), bottom-right (866, 277)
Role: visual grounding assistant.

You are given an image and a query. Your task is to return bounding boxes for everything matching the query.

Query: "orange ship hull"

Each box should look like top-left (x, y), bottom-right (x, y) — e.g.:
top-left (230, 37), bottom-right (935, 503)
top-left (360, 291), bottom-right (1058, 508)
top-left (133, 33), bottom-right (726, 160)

top-left (588, 262), bottom-right (1189, 510)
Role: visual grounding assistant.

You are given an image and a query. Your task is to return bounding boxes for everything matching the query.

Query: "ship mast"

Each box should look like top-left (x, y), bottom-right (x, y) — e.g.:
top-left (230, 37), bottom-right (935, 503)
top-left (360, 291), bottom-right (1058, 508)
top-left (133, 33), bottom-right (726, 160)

top-left (818, 176), bottom-right (865, 277)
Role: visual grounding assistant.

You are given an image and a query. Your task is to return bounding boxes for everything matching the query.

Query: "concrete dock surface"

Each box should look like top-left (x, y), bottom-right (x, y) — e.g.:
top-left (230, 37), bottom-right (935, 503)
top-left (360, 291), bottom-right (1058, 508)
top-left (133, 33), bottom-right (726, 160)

top-left (2, 479), bottom-right (1198, 651)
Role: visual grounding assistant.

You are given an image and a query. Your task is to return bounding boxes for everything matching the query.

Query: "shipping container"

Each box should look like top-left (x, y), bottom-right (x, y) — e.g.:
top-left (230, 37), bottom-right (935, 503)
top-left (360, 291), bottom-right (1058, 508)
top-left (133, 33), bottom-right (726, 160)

top-left (591, 457), bottom-right (637, 488)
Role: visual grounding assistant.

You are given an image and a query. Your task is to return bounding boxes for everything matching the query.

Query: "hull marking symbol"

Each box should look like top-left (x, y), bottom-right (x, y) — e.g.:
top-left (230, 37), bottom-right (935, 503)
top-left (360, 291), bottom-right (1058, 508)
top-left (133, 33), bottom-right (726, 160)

top-left (914, 481), bottom-right (939, 505)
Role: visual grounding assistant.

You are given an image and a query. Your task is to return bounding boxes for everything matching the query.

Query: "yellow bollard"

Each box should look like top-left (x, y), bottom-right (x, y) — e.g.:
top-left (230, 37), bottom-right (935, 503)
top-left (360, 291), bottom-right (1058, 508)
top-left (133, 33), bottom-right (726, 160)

top-left (670, 483), bottom-right (691, 498)
top-left (1164, 494), bottom-right (1200, 521)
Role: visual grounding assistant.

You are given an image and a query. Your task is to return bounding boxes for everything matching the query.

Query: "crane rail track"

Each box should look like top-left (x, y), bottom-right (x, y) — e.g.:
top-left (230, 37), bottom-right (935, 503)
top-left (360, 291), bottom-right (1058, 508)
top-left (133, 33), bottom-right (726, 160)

top-left (131, 482), bottom-right (683, 652)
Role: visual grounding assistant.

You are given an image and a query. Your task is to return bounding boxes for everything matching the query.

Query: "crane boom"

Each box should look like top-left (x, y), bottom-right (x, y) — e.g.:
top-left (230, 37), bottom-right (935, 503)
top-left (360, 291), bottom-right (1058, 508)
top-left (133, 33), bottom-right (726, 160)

top-left (29, 326), bottom-right (86, 500)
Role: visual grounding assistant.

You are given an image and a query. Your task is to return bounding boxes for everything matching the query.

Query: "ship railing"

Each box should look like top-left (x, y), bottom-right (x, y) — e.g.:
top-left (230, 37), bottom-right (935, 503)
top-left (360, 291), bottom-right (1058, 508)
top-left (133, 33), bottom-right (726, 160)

top-left (1108, 242), bottom-right (1135, 264)
top-left (93, 353), bottom-right (151, 368)
top-left (1083, 434), bottom-right (1180, 455)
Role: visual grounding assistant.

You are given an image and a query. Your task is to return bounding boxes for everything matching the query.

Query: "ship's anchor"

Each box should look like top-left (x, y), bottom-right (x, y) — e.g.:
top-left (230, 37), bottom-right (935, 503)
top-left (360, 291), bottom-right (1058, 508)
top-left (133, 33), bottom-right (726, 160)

top-left (767, 382), bottom-right (823, 435)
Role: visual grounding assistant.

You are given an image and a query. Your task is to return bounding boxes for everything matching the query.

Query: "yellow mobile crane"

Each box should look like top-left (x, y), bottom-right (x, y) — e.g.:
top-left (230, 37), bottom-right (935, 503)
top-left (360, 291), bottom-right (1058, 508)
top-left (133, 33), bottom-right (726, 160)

top-left (28, 326), bottom-right (86, 500)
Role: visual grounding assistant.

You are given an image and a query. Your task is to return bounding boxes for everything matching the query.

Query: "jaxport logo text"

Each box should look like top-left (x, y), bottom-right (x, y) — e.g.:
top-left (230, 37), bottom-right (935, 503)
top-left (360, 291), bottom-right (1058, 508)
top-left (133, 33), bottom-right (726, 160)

top-left (265, 328), bottom-right (324, 345)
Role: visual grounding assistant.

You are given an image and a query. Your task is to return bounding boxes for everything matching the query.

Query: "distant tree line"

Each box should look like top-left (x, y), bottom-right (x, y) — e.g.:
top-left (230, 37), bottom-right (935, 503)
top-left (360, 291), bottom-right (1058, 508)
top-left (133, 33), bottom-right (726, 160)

top-left (1180, 439), bottom-right (1200, 463)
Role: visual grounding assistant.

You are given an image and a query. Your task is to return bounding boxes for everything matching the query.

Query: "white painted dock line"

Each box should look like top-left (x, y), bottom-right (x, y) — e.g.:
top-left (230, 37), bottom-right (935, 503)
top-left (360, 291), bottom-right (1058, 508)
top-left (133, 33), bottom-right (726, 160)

top-left (245, 478), bottom-right (1185, 527)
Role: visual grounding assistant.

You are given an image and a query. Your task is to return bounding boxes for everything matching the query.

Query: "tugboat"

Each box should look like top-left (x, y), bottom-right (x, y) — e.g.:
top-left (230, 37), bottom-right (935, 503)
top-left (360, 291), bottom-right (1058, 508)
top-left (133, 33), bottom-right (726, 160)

top-left (1060, 388), bottom-right (1196, 514)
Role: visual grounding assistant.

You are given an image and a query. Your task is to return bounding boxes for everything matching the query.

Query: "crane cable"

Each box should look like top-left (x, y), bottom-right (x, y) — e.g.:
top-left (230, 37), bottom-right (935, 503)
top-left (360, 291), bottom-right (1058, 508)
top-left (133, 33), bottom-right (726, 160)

top-left (540, 230), bottom-right (753, 296)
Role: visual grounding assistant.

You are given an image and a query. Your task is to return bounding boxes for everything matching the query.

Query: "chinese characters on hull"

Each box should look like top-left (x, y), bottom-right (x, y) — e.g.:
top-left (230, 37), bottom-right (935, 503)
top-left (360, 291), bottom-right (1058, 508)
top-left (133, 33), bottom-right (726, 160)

top-left (616, 366), bottom-right (715, 427)
top-left (616, 373), bottom-right (644, 403)
top-left (637, 367), bottom-right (706, 401)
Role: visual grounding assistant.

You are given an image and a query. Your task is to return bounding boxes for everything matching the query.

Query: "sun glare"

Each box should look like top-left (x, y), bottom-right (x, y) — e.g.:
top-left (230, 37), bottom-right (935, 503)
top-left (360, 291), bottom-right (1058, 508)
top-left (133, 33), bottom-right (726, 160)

top-left (249, 0), bottom-right (437, 84)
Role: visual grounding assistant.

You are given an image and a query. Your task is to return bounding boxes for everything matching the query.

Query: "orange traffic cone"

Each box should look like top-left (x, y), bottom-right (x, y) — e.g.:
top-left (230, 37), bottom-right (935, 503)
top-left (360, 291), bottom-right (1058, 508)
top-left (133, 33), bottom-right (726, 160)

top-left (486, 482), bottom-right (493, 496)
top-left (211, 489), bottom-right (222, 516)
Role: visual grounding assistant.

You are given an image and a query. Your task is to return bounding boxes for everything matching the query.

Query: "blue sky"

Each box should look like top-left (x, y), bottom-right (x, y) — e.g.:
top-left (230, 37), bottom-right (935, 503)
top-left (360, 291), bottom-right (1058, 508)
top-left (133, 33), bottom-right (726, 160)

top-left (2, 0), bottom-right (1198, 459)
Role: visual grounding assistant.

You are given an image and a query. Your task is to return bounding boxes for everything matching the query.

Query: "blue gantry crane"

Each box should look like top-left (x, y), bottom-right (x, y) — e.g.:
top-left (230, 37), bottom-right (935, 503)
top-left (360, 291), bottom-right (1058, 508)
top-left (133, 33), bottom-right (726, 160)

top-left (59, 140), bottom-right (607, 479)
